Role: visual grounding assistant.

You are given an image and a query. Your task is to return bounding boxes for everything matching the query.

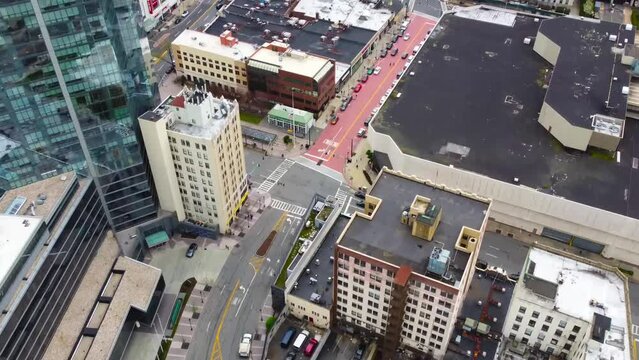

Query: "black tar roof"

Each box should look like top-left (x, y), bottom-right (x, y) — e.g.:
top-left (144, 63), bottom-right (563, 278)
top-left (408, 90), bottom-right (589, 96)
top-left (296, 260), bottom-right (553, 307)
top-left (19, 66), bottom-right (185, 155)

top-left (373, 10), bottom-right (639, 219)
top-left (207, 5), bottom-right (376, 64)
top-left (289, 215), bottom-right (350, 308)
top-left (340, 171), bottom-right (488, 285)
top-left (540, 17), bottom-right (634, 127)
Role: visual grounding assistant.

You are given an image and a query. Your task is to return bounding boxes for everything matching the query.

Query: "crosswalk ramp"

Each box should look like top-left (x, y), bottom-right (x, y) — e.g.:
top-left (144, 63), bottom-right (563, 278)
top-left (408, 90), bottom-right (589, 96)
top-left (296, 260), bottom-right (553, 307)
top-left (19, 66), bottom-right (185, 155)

top-left (257, 159), bottom-right (295, 193)
top-left (270, 199), bottom-right (307, 216)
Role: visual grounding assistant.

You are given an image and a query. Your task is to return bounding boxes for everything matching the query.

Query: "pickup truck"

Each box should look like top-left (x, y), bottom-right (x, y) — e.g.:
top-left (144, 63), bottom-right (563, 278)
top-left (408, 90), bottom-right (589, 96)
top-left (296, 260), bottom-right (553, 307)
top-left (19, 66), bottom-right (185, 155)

top-left (238, 333), bottom-right (252, 357)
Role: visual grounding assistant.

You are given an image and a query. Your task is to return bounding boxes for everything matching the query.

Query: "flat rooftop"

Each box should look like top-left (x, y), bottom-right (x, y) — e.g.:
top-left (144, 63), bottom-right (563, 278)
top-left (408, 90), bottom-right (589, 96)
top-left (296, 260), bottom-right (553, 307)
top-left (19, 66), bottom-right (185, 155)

top-left (373, 7), bottom-right (639, 219)
top-left (250, 45), bottom-right (333, 79)
top-left (540, 17), bottom-right (634, 127)
top-left (172, 29), bottom-right (257, 60)
top-left (82, 257), bottom-right (161, 360)
top-left (289, 215), bottom-right (349, 308)
top-left (292, 0), bottom-right (392, 32)
top-left (339, 170), bottom-right (489, 286)
top-left (524, 248), bottom-right (630, 360)
top-left (0, 215), bottom-right (43, 290)
top-left (208, 5), bottom-right (377, 64)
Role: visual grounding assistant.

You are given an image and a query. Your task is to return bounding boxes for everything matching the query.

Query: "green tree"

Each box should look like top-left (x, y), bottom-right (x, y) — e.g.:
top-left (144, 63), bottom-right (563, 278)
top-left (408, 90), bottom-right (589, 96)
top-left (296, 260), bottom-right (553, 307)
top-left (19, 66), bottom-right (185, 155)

top-left (265, 316), bottom-right (276, 332)
top-left (283, 135), bottom-right (291, 145)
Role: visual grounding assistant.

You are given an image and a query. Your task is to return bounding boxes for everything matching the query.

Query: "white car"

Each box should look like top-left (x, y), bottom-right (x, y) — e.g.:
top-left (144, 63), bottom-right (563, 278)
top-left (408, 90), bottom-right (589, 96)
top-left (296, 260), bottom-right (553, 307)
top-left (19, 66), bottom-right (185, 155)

top-left (238, 333), bottom-right (252, 357)
top-left (385, 89), bottom-right (392, 97)
top-left (403, 34), bottom-right (410, 40)
top-left (373, 66), bottom-right (382, 75)
top-left (371, 106), bottom-right (380, 114)
top-left (408, 55), bottom-right (415, 62)
top-left (357, 128), bottom-right (367, 137)
top-left (379, 95), bottom-right (387, 104)
top-left (181, 10), bottom-right (189, 17)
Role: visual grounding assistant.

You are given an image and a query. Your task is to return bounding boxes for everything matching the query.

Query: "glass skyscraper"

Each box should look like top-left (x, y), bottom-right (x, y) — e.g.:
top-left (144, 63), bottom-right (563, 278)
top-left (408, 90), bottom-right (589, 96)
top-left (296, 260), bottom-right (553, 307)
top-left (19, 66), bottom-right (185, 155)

top-left (0, 0), bottom-right (158, 230)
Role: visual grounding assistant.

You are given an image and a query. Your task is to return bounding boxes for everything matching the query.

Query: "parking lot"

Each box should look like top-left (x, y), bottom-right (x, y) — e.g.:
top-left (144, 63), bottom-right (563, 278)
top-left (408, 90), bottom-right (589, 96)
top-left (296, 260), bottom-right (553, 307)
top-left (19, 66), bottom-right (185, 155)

top-left (316, 333), bottom-right (362, 360)
top-left (266, 318), bottom-right (324, 359)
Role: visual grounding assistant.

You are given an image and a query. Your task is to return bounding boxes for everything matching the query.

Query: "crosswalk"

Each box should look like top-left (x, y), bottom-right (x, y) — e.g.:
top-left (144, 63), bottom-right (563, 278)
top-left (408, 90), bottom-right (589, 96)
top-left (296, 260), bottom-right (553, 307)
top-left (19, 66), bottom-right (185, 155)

top-left (335, 188), bottom-right (350, 205)
top-left (270, 198), bottom-right (307, 216)
top-left (257, 159), bottom-right (295, 193)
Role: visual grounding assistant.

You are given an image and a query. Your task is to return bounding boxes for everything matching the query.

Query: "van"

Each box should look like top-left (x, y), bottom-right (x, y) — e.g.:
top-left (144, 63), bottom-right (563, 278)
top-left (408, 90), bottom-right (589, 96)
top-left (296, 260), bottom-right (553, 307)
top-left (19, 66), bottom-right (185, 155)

top-left (280, 327), bottom-right (297, 348)
top-left (412, 45), bottom-right (419, 55)
top-left (292, 330), bottom-right (310, 350)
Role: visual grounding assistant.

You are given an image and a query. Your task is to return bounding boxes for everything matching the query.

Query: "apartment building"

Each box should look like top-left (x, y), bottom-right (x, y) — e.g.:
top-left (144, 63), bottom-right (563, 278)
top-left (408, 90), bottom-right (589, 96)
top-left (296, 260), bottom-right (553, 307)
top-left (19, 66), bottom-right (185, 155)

top-left (172, 30), bottom-right (256, 95)
top-left (139, 87), bottom-right (247, 234)
top-left (247, 42), bottom-right (336, 113)
top-left (333, 169), bottom-right (490, 359)
top-left (502, 248), bottom-right (631, 360)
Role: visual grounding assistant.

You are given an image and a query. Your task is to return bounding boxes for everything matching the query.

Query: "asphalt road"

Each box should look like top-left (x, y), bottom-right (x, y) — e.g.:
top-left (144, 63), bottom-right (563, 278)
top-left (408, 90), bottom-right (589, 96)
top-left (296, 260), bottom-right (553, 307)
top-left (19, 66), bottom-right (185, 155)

top-left (150, 0), bottom-right (220, 78)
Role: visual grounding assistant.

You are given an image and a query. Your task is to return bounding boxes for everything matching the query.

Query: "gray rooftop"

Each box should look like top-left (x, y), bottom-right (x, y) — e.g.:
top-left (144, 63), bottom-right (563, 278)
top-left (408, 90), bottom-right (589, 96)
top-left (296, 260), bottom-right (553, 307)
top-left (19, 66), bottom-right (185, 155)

top-left (540, 17), bottom-right (634, 127)
top-left (340, 171), bottom-right (488, 285)
top-left (373, 9), bottom-right (639, 219)
top-left (207, 5), bottom-right (376, 64)
top-left (289, 215), bottom-right (350, 308)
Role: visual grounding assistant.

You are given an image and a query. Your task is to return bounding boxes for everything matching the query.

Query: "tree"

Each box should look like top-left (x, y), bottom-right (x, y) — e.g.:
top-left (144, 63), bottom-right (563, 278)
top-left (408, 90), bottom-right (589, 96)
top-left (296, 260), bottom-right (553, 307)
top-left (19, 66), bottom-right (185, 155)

top-left (366, 149), bottom-right (374, 162)
top-left (283, 135), bottom-right (292, 145)
top-left (265, 316), bottom-right (276, 332)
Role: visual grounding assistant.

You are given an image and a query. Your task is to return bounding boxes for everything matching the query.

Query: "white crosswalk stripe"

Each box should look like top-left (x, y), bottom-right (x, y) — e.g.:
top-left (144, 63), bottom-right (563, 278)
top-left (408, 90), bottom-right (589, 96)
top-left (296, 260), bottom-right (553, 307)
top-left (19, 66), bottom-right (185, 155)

top-left (632, 324), bottom-right (639, 336)
top-left (270, 199), bottom-right (307, 216)
top-left (335, 189), bottom-right (349, 205)
top-left (257, 159), bottom-right (295, 193)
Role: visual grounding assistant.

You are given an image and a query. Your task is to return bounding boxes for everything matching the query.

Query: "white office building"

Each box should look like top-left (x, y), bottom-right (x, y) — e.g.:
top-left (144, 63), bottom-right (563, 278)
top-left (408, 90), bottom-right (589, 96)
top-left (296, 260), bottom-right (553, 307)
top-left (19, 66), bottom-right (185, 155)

top-left (139, 87), bottom-right (248, 234)
top-left (503, 248), bottom-right (631, 360)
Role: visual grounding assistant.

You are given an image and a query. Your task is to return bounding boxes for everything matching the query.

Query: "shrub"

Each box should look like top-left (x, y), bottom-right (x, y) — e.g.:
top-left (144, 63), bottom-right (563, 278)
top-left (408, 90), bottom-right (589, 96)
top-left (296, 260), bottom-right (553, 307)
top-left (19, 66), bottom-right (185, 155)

top-left (283, 135), bottom-right (292, 144)
top-left (265, 316), bottom-right (276, 332)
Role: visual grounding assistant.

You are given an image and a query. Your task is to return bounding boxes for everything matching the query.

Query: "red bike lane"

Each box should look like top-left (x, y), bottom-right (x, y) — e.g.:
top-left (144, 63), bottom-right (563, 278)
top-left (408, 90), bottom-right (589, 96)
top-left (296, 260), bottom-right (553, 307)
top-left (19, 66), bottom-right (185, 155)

top-left (304, 14), bottom-right (438, 173)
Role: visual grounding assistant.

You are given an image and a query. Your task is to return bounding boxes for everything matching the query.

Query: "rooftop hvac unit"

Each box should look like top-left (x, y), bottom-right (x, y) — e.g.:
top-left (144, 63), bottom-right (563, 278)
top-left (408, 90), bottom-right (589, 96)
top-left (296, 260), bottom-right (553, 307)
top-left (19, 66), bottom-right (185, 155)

top-left (622, 86), bottom-right (630, 95)
top-left (523, 37), bottom-right (531, 45)
top-left (310, 293), bottom-right (321, 303)
top-left (427, 247), bottom-right (450, 276)
top-left (626, 24), bottom-right (633, 31)
top-left (609, 34), bottom-right (618, 42)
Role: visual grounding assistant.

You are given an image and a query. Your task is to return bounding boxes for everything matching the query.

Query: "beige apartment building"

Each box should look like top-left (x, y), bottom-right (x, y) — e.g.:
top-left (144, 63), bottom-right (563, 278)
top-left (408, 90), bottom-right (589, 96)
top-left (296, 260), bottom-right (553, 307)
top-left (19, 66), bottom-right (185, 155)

top-left (334, 169), bottom-right (491, 359)
top-left (172, 29), bottom-right (256, 95)
top-left (139, 87), bottom-right (248, 234)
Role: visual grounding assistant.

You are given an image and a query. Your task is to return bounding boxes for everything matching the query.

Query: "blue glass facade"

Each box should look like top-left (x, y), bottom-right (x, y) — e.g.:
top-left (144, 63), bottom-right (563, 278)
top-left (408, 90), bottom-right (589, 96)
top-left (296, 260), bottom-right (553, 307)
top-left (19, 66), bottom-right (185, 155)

top-left (0, 0), bottom-right (158, 230)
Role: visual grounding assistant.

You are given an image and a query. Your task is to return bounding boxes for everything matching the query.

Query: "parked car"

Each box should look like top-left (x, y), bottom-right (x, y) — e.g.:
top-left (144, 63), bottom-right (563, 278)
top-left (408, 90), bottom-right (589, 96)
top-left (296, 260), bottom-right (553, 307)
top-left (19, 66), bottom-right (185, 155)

top-left (373, 66), bottom-right (381, 75)
top-left (285, 351), bottom-right (297, 360)
top-left (186, 243), bottom-right (197, 258)
top-left (281, 327), bottom-right (297, 348)
top-left (361, 74), bottom-right (369, 83)
top-left (174, 17), bottom-right (182, 24)
top-left (403, 34), bottom-right (410, 40)
top-left (390, 48), bottom-right (398, 56)
top-left (364, 115), bottom-right (372, 126)
top-left (380, 49), bottom-right (387, 58)
top-left (181, 10), bottom-right (190, 17)
top-left (354, 83), bottom-right (362, 92)
top-left (354, 343), bottom-right (367, 360)
top-left (386, 42), bottom-right (393, 50)
top-left (392, 34), bottom-right (399, 43)
top-left (303, 338), bottom-right (319, 356)
top-left (355, 190), bottom-right (366, 198)
top-left (293, 330), bottom-right (310, 350)
top-left (401, 52), bottom-right (408, 59)
top-left (356, 128), bottom-right (366, 138)
top-left (238, 333), bottom-right (252, 357)
top-left (367, 68), bottom-right (374, 75)
top-left (330, 113), bottom-right (339, 125)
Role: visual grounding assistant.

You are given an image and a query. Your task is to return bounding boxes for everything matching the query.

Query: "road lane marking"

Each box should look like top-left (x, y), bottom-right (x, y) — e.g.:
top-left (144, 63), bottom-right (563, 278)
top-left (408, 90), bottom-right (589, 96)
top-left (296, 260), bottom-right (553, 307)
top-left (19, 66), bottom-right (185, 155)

top-left (325, 20), bottom-right (432, 161)
top-left (209, 280), bottom-right (240, 360)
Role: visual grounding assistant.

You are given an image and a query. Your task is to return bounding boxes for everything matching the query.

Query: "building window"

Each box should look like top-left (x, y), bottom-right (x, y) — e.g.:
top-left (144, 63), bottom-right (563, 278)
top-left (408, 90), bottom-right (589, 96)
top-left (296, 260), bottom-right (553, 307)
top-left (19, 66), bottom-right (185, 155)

top-left (515, 315), bottom-right (523, 323)
top-left (525, 328), bottom-right (533, 336)
top-left (551, 339), bottom-right (558, 345)
top-left (518, 306), bottom-right (526, 314)
top-left (546, 347), bottom-right (555, 354)
top-left (537, 333), bottom-right (545, 340)
top-left (532, 311), bottom-right (540, 319)
top-left (572, 325), bottom-right (581, 333)
top-left (528, 320), bottom-right (536, 327)
top-left (545, 316), bottom-right (553, 323)
top-left (512, 324), bottom-right (520, 331)
top-left (554, 329), bottom-right (563, 337)
top-left (541, 325), bottom-right (549, 332)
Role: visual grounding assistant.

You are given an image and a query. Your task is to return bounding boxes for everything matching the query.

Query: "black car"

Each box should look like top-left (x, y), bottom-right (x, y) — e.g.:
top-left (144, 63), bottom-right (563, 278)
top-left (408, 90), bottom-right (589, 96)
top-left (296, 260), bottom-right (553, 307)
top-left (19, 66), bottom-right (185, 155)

top-left (285, 351), bottom-right (297, 360)
top-left (354, 343), bottom-right (367, 360)
top-left (174, 17), bottom-right (182, 24)
top-left (364, 115), bottom-right (372, 126)
top-left (392, 34), bottom-right (399, 43)
top-left (354, 190), bottom-right (366, 199)
top-left (390, 48), bottom-right (398, 56)
top-left (386, 42), bottom-right (393, 50)
top-left (380, 49), bottom-right (387, 58)
top-left (186, 243), bottom-right (198, 258)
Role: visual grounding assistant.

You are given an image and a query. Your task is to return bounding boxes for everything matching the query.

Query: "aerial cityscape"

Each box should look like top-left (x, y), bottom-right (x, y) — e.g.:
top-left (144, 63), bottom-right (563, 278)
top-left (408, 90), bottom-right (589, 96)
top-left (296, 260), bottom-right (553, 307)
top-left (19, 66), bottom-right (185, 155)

top-left (0, 0), bottom-right (638, 360)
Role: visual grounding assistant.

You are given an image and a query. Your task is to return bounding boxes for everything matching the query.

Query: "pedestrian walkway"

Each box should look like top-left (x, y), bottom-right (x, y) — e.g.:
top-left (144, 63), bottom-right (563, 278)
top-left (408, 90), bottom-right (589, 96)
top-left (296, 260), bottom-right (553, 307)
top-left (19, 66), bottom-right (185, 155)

top-left (269, 199), bottom-right (307, 217)
top-left (251, 293), bottom-right (274, 360)
top-left (334, 188), bottom-right (350, 206)
top-left (257, 159), bottom-right (295, 193)
top-left (229, 190), bottom-right (271, 237)
top-left (166, 283), bottom-right (212, 359)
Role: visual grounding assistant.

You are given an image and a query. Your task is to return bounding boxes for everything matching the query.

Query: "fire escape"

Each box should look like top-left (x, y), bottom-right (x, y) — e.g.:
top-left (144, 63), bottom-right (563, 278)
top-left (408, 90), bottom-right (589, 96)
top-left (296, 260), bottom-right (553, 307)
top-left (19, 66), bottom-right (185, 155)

top-left (382, 265), bottom-right (412, 359)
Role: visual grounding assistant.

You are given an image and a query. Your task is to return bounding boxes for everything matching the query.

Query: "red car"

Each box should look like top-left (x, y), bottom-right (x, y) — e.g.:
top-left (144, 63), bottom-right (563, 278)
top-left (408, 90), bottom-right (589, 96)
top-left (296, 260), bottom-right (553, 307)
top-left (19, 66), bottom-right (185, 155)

top-left (304, 338), bottom-right (319, 356)
top-left (354, 83), bottom-right (362, 93)
top-left (361, 74), bottom-right (368, 83)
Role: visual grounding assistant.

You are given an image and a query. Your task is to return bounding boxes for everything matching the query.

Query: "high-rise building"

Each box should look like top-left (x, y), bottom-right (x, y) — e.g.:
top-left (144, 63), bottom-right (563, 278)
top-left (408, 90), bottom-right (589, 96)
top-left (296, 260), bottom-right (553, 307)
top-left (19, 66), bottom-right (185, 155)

top-left (333, 169), bottom-right (490, 359)
top-left (502, 248), bottom-right (631, 360)
top-left (139, 87), bottom-right (248, 234)
top-left (0, 1), bottom-right (158, 231)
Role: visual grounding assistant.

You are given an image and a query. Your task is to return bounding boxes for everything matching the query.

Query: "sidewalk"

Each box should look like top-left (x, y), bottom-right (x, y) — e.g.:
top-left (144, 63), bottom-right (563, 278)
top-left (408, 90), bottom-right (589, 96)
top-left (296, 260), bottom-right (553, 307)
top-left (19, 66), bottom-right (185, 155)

top-left (228, 189), bottom-right (273, 237)
top-left (167, 283), bottom-right (213, 359)
top-left (343, 139), bottom-right (375, 190)
top-left (251, 293), bottom-right (274, 360)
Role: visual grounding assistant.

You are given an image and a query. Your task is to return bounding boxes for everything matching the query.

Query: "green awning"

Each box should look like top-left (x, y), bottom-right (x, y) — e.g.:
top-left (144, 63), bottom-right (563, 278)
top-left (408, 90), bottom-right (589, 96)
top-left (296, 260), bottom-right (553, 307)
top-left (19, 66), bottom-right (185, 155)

top-left (145, 231), bottom-right (169, 248)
